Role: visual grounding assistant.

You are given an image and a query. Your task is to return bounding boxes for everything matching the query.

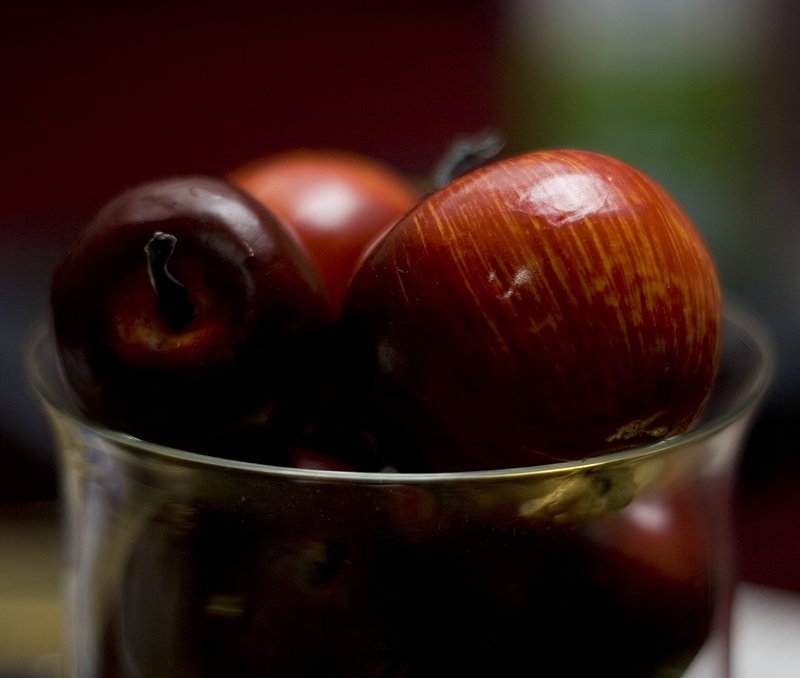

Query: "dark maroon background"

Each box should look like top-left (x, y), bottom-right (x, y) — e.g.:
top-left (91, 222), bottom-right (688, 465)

top-left (0, 0), bottom-right (501, 238)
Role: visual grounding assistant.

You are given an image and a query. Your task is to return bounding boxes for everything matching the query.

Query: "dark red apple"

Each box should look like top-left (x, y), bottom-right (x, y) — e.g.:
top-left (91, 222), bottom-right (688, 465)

top-left (340, 150), bottom-right (723, 472)
top-left (590, 483), bottom-right (710, 590)
top-left (51, 175), bottom-right (333, 457)
top-left (229, 149), bottom-right (420, 313)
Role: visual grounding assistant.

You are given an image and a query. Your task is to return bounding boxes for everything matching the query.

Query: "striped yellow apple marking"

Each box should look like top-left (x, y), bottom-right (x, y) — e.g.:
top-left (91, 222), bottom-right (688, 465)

top-left (606, 411), bottom-right (671, 443)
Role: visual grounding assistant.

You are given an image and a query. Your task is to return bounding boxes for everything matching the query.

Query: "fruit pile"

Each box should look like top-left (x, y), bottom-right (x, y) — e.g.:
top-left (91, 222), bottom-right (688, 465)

top-left (50, 146), bottom-right (723, 473)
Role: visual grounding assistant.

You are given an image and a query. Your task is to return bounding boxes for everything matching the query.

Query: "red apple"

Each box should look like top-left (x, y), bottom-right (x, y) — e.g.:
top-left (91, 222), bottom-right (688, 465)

top-left (229, 149), bottom-right (421, 313)
top-left (51, 175), bottom-right (333, 457)
top-left (590, 483), bottom-right (710, 589)
top-left (340, 150), bottom-right (723, 472)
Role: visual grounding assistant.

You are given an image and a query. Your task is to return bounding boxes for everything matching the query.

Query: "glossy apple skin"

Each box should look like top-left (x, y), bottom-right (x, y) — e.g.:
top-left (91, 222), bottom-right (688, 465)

top-left (51, 176), bottom-right (333, 456)
top-left (229, 150), bottom-right (420, 314)
top-left (340, 150), bottom-right (723, 472)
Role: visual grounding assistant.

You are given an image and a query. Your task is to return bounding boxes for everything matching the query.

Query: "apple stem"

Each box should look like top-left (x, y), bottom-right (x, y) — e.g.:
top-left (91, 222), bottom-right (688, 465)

top-left (432, 128), bottom-right (506, 189)
top-left (145, 232), bottom-right (195, 331)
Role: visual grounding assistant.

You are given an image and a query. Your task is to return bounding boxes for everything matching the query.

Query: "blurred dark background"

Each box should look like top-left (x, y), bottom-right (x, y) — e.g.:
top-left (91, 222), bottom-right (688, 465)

top-left (1, 0), bottom-right (798, 592)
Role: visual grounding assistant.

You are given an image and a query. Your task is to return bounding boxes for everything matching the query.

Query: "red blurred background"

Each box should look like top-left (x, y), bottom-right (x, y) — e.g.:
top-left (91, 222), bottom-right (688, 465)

top-left (1, 0), bottom-right (799, 597)
top-left (1, 0), bottom-right (500, 235)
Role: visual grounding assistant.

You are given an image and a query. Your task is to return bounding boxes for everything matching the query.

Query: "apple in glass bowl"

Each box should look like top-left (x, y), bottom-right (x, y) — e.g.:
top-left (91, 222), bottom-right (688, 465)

top-left (50, 175), bottom-right (333, 460)
top-left (230, 149), bottom-right (421, 314)
top-left (339, 149), bottom-right (723, 472)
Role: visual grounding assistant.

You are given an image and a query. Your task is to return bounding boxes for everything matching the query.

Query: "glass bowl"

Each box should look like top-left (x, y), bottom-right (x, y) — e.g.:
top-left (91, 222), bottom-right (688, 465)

top-left (27, 304), bottom-right (773, 678)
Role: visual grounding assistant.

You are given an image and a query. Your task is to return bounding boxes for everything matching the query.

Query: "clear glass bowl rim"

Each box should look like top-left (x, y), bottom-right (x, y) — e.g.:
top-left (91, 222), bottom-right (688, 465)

top-left (26, 300), bottom-right (775, 485)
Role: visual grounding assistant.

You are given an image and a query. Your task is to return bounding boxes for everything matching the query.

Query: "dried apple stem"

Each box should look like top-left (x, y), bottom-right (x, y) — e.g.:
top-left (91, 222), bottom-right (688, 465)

top-left (145, 232), bottom-right (194, 331)
top-left (432, 128), bottom-right (506, 189)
